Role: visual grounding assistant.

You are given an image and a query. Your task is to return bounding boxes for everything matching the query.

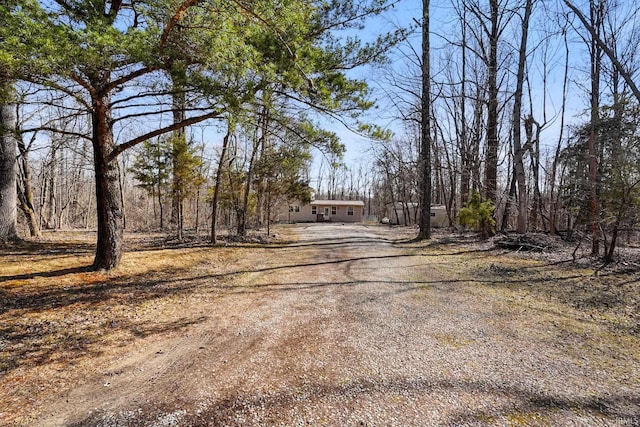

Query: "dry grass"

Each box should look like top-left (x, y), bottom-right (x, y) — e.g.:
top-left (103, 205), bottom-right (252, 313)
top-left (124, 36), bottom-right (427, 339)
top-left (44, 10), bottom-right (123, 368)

top-left (0, 230), bottom-right (268, 425)
top-left (1, 227), bottom-right (639, 425)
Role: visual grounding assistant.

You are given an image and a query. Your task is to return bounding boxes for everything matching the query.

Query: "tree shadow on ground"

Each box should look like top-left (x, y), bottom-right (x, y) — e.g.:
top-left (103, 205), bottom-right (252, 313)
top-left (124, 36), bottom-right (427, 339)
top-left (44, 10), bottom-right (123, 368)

top-left (0, 260), bottom-right (211, 375)
top-left (0, 265), bottom-right (94, 282)
top-left (2, 229), bottom-right (636, 378)
top-left (0, 310), bottom-right (209, 374)
top-left (474, 261), bottom-right (640, 336)
top-left (0, 238), bottom-right (95, 256)
top-left (69, 375), bottom-right (640, 426)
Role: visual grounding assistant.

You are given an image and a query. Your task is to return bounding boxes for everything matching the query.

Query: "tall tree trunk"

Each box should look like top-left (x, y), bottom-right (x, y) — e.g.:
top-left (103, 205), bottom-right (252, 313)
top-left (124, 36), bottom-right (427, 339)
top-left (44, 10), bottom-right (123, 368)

top-left (417, 0), bottom-right (432, 239)
top-left (549, 25), bottom-right (570, 235)
top-left (119, 155), bottom-right (127, 231)
top-left (471, 86), bottom-right (484, 194)
top-left (0, 92), bottom-right (18, 242)
top-left (604, 54), bottom-right (623, 263)
top-left (512, 0), bottom-right (532, 234)
top-left (44, 146), bottom-right (58, 229)
top-left (529, 118), bottom-right (542, 230)
top-left (171, 65), bottom-right (187, 241)
top-left (501, 168), bottom-right (516, 230)
top-left (91, 86), bottom-right (123, 270)
top-left (239, 97), bottom-right (271, 237)
top-left (459, 5), bottom-right (470, 205)
top-left (211, 125), bottom-right (232, 244)
top-left (238, 130), bottom-right (261, 238)
top-left (157, 187), bottom-right (164, 230)
top-left (588, 0), bottom-right (603, 256)
top-left (484, 0), bottom-right (500, 205)
top-left (16, 133), bottom-right (41, 238)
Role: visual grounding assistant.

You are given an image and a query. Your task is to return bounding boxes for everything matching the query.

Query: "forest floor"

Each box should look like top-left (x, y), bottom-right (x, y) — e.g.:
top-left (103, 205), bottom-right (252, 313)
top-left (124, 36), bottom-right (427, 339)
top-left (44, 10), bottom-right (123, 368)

top-left (1, 224), bottom-right (639, 426)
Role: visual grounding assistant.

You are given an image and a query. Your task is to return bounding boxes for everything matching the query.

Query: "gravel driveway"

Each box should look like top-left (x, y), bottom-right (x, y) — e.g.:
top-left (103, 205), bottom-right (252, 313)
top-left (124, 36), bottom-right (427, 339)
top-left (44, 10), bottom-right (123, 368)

top-left (33, 223), bottom-right (639, 426)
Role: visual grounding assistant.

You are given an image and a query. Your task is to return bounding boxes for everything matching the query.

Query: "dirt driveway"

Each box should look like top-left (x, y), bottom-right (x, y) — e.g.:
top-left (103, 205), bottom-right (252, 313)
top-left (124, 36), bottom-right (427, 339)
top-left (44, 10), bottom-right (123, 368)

top-left (22, 224), bottom-right (640, 425)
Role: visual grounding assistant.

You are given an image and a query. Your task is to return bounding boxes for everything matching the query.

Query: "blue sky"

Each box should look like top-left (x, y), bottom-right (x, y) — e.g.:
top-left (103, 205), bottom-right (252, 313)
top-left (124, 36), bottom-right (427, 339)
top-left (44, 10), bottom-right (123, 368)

top-left (329, 0), bottom-right (605, 172)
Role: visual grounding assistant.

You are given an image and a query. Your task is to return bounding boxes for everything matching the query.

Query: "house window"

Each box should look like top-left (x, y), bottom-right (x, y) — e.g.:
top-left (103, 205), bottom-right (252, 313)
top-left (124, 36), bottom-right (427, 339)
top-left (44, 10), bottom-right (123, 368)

top-left (331, 206), bottom-right (337, 215)
top-left (311, 206), bottom-right (317, 215)
top-left (289, 205), bottom-right (300, 213)
top-left (347, 206), bottom-right (354, 216)
top-left (430, 212), bottom-right (436, 217)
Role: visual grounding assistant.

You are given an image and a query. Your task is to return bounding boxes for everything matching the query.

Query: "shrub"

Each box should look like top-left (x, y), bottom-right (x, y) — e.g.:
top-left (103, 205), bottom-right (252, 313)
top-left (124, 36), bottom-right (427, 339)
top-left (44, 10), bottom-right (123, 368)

top-left (457, 190), bottom-right (496, 239)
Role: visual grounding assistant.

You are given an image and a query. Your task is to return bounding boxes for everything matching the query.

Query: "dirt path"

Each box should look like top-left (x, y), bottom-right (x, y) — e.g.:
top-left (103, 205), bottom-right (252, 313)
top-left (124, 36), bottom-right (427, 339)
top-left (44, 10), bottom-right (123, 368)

top-left (29, 224), bottom-right (640, 426)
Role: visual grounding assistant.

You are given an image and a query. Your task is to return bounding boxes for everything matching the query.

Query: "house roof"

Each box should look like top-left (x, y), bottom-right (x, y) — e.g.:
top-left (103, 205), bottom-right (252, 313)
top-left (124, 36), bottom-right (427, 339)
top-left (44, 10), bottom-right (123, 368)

top-left (385, 202), bottom-right (447, 209)
top-left (311, 199), bottom-right (365, 207)
top-left (386, 202), bottom-right (419, 208)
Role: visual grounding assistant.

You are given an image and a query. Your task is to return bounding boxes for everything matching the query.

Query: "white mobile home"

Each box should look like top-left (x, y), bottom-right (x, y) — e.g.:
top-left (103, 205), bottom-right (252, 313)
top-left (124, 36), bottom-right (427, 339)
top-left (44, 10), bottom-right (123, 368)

top-left (285, 200), bottom-right (365, 223)
top-left (385, 202), bottom-right (449, 227)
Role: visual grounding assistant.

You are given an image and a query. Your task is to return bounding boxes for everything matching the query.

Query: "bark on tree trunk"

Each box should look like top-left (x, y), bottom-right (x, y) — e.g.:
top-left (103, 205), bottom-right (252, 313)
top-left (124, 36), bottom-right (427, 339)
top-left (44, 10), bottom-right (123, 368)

top-left (417, 0), bottom-right (432, 240)
top-left (158, 187), bottom-right (164, 230)
top-left (0, 99), bottom-right (18, 242)
top-left (530, 122), bottom-right (543, 231)
top-left (549, 26), bottom-right (571, 236)
top-left (484, 0), bottom-right (500, 205)
top-left (17, 133), bottom-right (42, 238)
top-left (588, 0), bottom-right (603, 256)
top-left (501, 168), bottom-right (516, 231)
top-left (44, 146), bottom-right (58, 229)
top-left (211, 127), bottom-right (231, 244)
top-left (238, 106), bottom-right (266, 238)
top-left (471, 90), bottom-right (483, 194)
top-left (91, 89), bottom-right (123, 270)
top-left (459, 7), bottom-right (470, 206)
top-left (171, 64), bottom-right (187, 240)
top-left (512, 0), bottom-right (532, 234)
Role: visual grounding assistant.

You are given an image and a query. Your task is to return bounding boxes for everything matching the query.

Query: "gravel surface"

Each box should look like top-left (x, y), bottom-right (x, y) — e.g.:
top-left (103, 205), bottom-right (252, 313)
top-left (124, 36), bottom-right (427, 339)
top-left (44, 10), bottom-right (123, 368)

top-left (31, 224), bottom-right (640, 426)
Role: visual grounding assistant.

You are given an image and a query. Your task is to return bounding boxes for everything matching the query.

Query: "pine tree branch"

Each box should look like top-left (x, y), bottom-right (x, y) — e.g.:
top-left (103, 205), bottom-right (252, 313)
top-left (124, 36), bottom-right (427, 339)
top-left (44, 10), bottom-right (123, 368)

top-left (109, 109), bottom-right (223, 161)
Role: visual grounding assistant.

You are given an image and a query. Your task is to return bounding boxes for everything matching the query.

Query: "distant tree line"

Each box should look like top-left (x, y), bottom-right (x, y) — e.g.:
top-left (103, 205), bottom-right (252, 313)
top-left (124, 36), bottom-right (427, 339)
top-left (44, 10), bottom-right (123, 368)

top-left (372, 0), bottom-right (640, 262)
top-left (2, 0), bottom-right (639, 269)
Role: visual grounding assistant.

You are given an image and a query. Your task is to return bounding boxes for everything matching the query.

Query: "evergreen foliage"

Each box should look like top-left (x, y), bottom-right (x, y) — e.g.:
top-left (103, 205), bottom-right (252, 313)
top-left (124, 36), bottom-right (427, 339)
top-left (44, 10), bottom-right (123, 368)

top-left (171, 135), bottom-right (206, 204)
top-left (560, 99), bottom-right (640, 259)
top-left (131, 138), bottom-right (172, 197)
top-left (457, 190), bottom-right (496, 239)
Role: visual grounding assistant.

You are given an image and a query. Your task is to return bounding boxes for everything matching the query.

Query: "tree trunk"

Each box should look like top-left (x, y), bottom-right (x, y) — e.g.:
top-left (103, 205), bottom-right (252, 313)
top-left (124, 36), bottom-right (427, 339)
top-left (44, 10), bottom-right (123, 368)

top-left (239, 102), bottom-right (268, 238)
top-left (512, 0), bottom-right (532, 234)
top-left (501, 168), bottom-right (516, 231)
top-left (588, 0), bottom-right (603, 256)
top-left (211, 126), bottom-right (232, 244)
top-left (158, 186), bottom-right (164, 230)
top-left (91, 88), bottom-right (123, 270)
top-left (604, 225), bottom-right (618, 263)
top-left (119, 155), bottom-right (127, 231)
top-left (459, 6), bottom-right (470, 206)
top-left (549, 24), bottom-right (571, 236)
top-left (530, 120), bottom-right (543, 231)
top-left (0, 97), bottom-right (18, 242)
top-left (417, 0), bottom-right (432, 240)
top-left (171, 64), bottom-right (187, 240)
top-left (17, 134), bottom-right (41, 238)
top-left (266, 180), bottom-right (271, 238)
top-left (44, 146), bottom-right (58, 229)
top-left (484, 0), bottom-right (500, 204)
top-left (471, 86), bottom-right (484, 195)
